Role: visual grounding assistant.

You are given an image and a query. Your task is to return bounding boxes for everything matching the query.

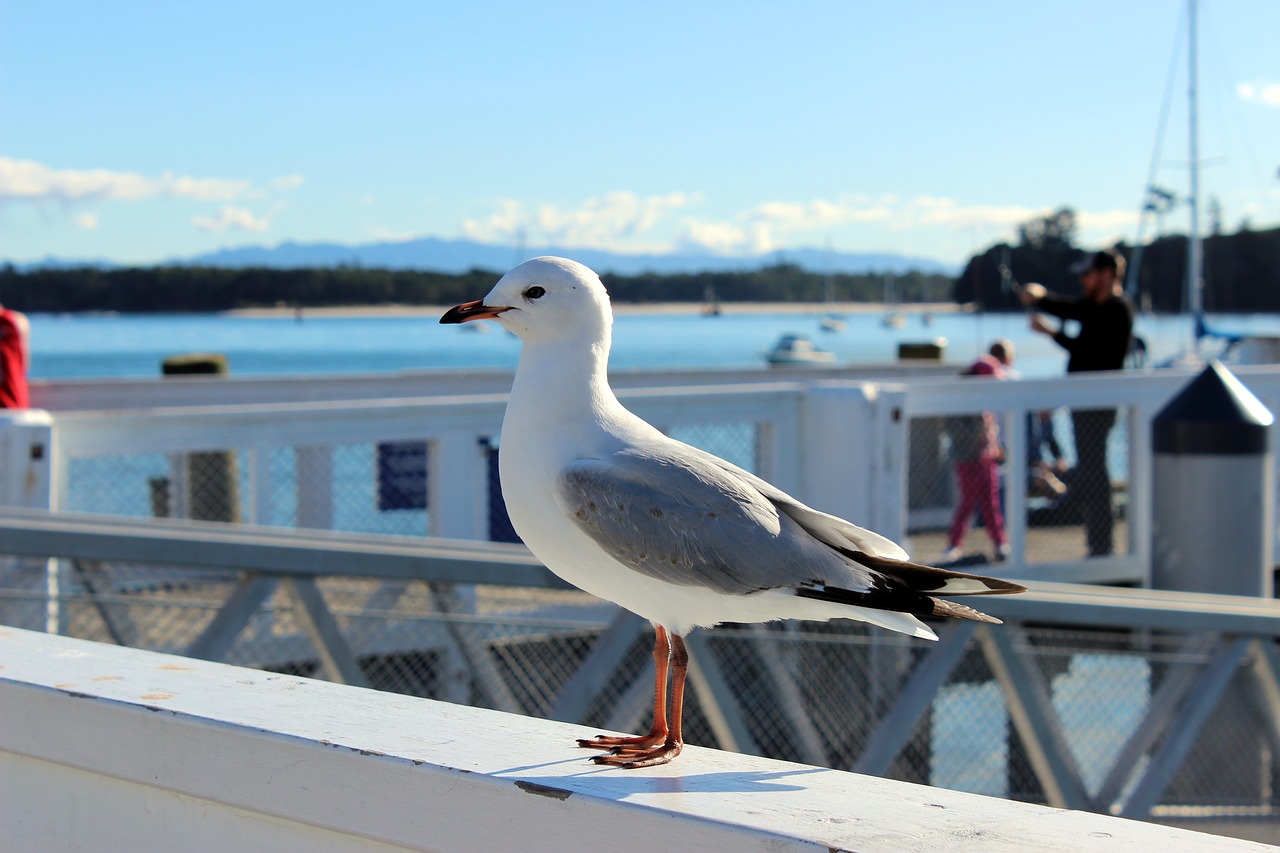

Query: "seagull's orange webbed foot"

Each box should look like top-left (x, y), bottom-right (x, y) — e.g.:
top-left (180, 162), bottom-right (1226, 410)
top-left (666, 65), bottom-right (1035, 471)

top-left (576, 729), bottom-right (667, 751)
top-left (590, 738), bottom-right (683, 768)
top-left (579, 628), bottom-right (689, 769)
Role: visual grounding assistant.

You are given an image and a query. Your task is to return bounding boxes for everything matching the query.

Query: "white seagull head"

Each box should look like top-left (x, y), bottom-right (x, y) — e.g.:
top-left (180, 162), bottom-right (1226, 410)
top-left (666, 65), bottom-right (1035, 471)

top-left (440, 256), bottom-right (612, 346)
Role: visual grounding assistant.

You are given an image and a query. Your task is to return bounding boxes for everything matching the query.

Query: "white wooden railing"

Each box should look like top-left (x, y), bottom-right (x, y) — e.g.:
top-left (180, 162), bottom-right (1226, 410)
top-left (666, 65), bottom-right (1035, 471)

top-left (26, 362), bottom-right (956, 411)
top-left (2, 626), bottom-right (1267, 853)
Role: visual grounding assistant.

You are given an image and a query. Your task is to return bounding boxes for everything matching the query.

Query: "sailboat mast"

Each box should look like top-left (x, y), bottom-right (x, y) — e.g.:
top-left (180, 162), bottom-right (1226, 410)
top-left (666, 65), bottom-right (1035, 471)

top-left (1186, 0), bottom-right (1203, 325)
top-left (823, 238), bottom-right (833, 304)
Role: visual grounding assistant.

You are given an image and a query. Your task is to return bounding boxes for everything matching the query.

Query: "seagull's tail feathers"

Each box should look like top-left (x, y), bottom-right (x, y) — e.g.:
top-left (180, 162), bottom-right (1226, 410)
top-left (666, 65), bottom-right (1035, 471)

top-left (793, 551), bottom-right (1023, 631)
top-left (849, 550), bottom-right (1026, 597)
top-left (928, 597), bottom-right (1005, 624)
top-left (795, 583), bottom-right (1004, 628)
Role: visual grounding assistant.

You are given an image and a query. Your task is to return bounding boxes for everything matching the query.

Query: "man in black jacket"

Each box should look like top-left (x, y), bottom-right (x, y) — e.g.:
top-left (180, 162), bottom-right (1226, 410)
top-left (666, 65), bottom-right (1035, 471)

top-left (1020, 249), bottom-right (1135, 556)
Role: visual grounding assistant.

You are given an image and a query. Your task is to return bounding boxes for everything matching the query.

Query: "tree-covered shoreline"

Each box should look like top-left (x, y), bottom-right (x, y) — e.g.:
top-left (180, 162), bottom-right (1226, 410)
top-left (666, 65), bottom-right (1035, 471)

top-left (3, 214), bottom-right (1275, 314)
top-left (0, 263), bottom-right (955, 314)
top-left (956, 211), bottom-right (1280, 313)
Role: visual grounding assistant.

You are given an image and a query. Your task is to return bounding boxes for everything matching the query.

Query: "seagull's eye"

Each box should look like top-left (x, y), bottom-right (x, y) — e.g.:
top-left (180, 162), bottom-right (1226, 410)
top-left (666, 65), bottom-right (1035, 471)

top-left (523, 285), bottom-right (546, 300)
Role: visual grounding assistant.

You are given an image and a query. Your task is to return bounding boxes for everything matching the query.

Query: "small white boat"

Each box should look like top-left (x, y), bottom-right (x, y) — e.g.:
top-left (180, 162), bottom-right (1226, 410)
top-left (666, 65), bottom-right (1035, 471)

top-left (819, 314), bottom-right (846, 333)
top-left (767, 333), bottom-right (835, 365)
top-left (881, 312), bottom-right (906, 329)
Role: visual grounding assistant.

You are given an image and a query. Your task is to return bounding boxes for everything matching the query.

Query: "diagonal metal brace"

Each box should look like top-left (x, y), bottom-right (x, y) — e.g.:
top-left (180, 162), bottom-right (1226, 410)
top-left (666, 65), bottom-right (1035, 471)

top-left (1093, 632), bottom-right (1221, 810)
top-left (855, 620), bottom-right (978, 776)
top-left (979, 622), bottom-right (1094, 811)
top-left (1119, 636), bottom-right (1251, 819)
top-left (685, 631), bottom-right (759, 755)
top-left (280, 576), bottom-right (370, 689)
top-left (185, 573), bottom-right (278, 662)
top-left (551, 609), bottom-right (647, 723)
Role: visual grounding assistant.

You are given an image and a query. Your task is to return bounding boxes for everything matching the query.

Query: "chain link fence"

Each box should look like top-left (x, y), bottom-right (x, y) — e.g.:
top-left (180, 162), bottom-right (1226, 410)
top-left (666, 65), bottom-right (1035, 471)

top-left (908, 406), bottom-right (1132, 565)
top-left (56, 420), bottom-right (761, 543)
top-left (63, 443), bottom-right (436, 536)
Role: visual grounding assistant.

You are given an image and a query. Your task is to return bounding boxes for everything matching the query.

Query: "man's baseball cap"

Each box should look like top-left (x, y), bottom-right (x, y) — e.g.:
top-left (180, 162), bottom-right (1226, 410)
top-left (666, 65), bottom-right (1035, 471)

top-left (1070, 249), bottom-right (1120, 275)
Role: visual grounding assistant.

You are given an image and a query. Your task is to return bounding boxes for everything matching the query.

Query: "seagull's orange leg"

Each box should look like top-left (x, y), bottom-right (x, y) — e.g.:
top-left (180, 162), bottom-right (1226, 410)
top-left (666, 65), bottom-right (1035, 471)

top-left (591, 633), bottom-right (687, 768)
top-left (577, 625), bottom-right (671, 751)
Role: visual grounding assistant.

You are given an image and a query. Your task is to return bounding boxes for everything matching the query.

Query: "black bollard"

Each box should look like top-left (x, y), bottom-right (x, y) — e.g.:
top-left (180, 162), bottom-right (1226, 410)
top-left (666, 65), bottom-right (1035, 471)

top-left (1151, 360), bottom-right (1274, 596)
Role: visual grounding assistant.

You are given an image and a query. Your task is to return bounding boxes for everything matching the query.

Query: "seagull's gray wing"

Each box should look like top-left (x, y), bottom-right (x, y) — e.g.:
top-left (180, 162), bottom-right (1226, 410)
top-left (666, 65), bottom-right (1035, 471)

top-left (685, 447), bottom-right (910, 561)
top-left (559, 443), bottom-right (1025, 607)
top-left (688, 447), bottom-right (1023, 596)
top-left (558, 447), bottom-right (869, 596)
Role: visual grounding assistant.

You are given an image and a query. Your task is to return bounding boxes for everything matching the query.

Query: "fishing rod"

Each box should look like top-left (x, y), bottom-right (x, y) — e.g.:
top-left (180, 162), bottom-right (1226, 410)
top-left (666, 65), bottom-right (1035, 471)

top-left (998, 263), bottom-right (1042, 313)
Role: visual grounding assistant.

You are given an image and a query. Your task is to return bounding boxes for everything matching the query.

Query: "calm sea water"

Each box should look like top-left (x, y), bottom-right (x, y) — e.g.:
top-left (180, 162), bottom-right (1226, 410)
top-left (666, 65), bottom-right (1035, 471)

top-left (26, 309), bottom-right (1280, 381)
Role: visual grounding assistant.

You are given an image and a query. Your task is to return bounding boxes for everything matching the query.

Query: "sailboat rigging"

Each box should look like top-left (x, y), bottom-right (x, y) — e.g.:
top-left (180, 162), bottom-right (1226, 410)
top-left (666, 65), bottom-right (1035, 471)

top-left (1132, 0), bottom-right (1277, 365)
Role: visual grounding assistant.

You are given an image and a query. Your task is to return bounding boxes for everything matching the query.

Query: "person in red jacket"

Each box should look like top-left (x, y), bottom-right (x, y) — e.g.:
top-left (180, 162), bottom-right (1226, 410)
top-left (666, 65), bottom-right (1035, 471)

top-left (0, 303), bottom-right (31, 409)
top-left (943, 339), bottom-right (1015, 564)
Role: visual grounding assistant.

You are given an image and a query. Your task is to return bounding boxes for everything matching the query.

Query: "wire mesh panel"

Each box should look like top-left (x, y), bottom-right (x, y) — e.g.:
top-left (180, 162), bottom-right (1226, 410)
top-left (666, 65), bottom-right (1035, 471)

top-left (60, 439), bottom-right (437, 536)
top-left (666, 421), bottom-right (760, 473)
top-left (1022, 407), bottom-right (1132, 562)
top-left (907, 413), bottom-right (1010, 565)
top-left (329, 442), bottom-right (429, 536)
top-left (908, 404), bottom-right (1135, 567)
top-left (64, 453), bottom-right (173, 518)
top-left (931, 680), bottom-right (1009, 796)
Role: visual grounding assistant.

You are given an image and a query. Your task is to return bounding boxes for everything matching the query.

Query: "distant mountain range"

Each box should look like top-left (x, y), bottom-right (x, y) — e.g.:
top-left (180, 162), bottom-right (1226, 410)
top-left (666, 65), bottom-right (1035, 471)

top-left (13, 236), bottom-right (958, 277)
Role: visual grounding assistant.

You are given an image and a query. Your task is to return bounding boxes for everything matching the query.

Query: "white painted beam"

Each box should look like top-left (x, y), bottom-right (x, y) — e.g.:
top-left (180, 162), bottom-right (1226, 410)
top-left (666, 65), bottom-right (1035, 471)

top-left (0, 628), bottom-right (1267, 853)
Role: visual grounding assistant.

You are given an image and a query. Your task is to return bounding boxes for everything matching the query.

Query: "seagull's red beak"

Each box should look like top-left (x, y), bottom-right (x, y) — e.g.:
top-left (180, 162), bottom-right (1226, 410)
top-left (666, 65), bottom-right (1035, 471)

top-left (439, 300), bottom-right (511, 324)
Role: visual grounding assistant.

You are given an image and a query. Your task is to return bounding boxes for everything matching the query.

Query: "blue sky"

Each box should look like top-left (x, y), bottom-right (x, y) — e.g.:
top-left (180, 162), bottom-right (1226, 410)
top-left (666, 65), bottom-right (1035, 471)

top-left (2, 0), bottom-right (1278, 268)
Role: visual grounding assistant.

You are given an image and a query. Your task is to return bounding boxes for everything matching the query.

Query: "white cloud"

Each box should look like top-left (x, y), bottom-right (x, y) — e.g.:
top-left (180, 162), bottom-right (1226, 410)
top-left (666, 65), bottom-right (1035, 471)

top-left (461, 198), bottom-right (524, 242)
top-left (676, 220), bottom-right (752, 254)
top-left (0, 157), bottom-right (251, 203)
top-left (744, 195), bottom-right (893, 231)
top-left (535, 191), bottom-right (699, 249)
top-left (1075, 209), bottom-right (1140, 232)
top-left (461, 190), bottom-right (1141, 261)
top-left (463, 191), bottom-right (701, 251)
top-left (673, 195), bottom-right (1037, 256)
top-left (675, 219), bottom-right (777, 255)
top-left (0, 157), bottom-right (307, 238)
top-left (193, 205), bottom-right (270, 233)
top-left (1238, 80), bottom-right (1280, 107)
top-left (271, 174), bottom-right (305, 190)
top-left (902, 197), bottom-right (1040, 229)
top-left (713, 195), bottom-right (896, 253)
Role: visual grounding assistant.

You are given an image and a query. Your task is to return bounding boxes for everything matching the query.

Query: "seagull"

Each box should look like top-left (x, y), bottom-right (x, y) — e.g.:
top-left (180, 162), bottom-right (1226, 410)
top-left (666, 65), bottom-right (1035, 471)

top-left (441, 257), bottom-right (1025, 768)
